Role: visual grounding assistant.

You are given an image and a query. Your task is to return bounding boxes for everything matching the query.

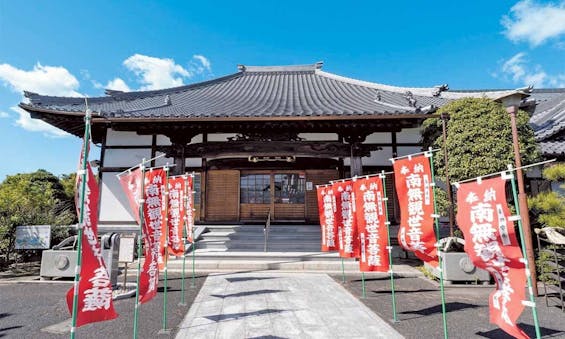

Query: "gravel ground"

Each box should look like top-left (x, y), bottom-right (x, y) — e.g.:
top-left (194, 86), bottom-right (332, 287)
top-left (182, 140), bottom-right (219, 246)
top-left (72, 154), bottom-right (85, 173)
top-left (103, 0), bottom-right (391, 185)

top-left (331, 273), bottom-right (565, 339)
top-left (0, 272), bottom-right (206, 339)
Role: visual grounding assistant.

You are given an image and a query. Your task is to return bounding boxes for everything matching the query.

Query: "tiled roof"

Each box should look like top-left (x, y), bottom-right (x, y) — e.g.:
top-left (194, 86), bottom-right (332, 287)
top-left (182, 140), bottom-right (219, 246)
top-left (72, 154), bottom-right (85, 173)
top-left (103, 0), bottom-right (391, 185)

top-left (21, 63), bottom-right (454, 119)
top-left (539, 141), bottom-right (565, 158)
top-left (18, 62), bottom-right (565, 154)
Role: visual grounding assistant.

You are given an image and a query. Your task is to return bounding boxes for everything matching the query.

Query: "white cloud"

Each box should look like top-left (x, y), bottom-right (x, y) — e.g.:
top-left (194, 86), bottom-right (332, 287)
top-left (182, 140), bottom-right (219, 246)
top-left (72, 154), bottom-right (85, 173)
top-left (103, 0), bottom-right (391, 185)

top-left (0, 62), bottom-right (82, 96)
top-left (123, 54), bottom-right (191, 90)
top-left (106, 78), bottom-right (131, 92)
top-left (191, 54), bottom-right (212, 73)
top-left (11, 106), bottom-right (69, 138)
top-left (0, 111), bottom-right (9, 118)
top-left (501, 52), bottom-right (565, 88)
top-left (502, 0), bottom-right (565, 46)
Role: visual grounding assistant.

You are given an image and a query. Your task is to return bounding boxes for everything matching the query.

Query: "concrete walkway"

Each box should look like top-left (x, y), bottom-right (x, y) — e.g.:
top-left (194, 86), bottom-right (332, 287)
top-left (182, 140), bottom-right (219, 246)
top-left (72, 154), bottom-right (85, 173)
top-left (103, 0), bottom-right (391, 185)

top-left (175, 272), bottom-right (403, 339)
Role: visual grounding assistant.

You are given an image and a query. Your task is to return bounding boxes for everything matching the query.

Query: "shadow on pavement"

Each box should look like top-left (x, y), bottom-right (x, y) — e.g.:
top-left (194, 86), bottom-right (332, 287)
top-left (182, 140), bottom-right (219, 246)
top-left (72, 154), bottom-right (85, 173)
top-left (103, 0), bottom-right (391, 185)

top-left (371, 288), bottom-right (438, 295)
top-left (476, 323), bottom-right (563, 338)
top-left (225, 276), bottom-right (279, 283)
top-left (210, 289), bottom-right (286, 299)
top-left (204, 308), bottom-right (288, 322)
top-left (400, 302), bottom-right (480, 317)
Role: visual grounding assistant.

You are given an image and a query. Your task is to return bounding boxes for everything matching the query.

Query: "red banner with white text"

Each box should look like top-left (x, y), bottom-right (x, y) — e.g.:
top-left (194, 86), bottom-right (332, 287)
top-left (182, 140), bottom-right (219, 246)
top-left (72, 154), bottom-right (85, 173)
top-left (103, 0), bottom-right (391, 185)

top-left (118, 169), bottom-right (143, 224)
top-left (456, 177), bottom-right (528, 339)
top-left (139, 169), bottom-right (165, 303)
top-left (167, 175), bottom-right (186, 256)
top-left (185, 176), bottom-right (195, 243)
top-left (393, 154), bottom-right (438, 266)
top-left (316, 186), bottom-right (338, 251)
top-left (66, 162), bottom-right (118, 326)
top-left (353, 177), bottom-right (389, 272)
top-left (332, 181), bottom-right (360, 258)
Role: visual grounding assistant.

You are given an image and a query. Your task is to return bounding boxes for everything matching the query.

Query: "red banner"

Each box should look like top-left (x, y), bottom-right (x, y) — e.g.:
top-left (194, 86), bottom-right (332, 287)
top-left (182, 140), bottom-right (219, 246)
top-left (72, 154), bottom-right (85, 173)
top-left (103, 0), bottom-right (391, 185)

top-left (332, 181), bottom-right (360, 258)
top-left (316, 186), bottom-right (338, 251)
top-left (67, 162), bottom-right (118, 326)
top-left (353, 177), bottom-right (390, 272)
top-left (167, 175), bottom-right (186, 256)
top-left (139, 169), bottom-right (165, 303)
top-left (185, 175), bottom-right (195, 243)
top-left (118, 169), bottom-right (143, 224)
top-left (393, 154), bottom-right (438, 265)
top-left (456, 177), bottom-right (528, 339)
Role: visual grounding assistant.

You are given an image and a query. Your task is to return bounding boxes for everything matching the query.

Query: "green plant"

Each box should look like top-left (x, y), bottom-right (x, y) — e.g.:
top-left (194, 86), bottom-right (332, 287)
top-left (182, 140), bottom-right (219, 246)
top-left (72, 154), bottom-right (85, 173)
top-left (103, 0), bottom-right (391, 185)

top-left (0, 170), bottom-right (77, 267)
top-left (417, 265), bottom-right (439, 281)
top-left (536, 246), bottom-right (561, 285)
top-left (528, 163), bottom-right (565, 229)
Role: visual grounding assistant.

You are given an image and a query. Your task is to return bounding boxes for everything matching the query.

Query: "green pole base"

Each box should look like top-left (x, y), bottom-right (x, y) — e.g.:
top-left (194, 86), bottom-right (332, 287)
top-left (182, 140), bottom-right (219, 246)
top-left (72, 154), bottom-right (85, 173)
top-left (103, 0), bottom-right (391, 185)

top-left (157, 329), bottom-right (172, 335)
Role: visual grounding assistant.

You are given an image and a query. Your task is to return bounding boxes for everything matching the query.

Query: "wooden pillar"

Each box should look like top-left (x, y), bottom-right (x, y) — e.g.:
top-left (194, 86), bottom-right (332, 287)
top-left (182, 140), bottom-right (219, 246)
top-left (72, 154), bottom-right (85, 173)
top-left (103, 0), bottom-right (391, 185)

top-left (344, 134), bottom-right (367, 177)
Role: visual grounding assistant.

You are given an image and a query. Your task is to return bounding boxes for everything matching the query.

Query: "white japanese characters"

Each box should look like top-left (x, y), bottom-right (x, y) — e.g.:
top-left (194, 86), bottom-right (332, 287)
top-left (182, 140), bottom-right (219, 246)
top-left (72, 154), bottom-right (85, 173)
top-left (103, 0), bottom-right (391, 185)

top-left (359, 181), bottom-right (382, 266)
top-left (322, 188), bottom-right (336, 248)
top-left (144, 173), bottom-right (163, 294)
top-left (401, 163), bottom-right (430, 253)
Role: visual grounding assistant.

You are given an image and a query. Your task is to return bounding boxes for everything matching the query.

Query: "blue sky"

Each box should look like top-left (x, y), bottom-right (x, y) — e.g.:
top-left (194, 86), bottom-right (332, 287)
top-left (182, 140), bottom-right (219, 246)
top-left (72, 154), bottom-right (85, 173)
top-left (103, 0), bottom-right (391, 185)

top-left (1, 0), bottom-right (564, 180)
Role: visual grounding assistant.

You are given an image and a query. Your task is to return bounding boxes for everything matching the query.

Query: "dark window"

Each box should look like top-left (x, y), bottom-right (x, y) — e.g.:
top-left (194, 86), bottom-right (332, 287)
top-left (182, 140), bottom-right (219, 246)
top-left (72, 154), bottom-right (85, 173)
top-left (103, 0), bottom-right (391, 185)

top-left (240, 174), bottom-right (271, 204)
top-left (274, 173), bottom-right (305, 204)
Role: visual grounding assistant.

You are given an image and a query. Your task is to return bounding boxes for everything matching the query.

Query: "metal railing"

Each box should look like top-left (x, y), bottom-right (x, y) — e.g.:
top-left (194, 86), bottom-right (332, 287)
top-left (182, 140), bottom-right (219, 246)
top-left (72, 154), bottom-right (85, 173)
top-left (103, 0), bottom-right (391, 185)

top-left (264, 209), bottom-right (272, 252)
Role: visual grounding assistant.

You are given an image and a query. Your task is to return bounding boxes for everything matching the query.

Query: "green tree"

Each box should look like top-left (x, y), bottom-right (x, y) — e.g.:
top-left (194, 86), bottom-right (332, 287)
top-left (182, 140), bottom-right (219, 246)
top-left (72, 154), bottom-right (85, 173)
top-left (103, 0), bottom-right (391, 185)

top-left (422, 98), bottom-right (541, 182)
top-left (0, 170), bottom-right (76, 265)
top-left (528, 163), bottom-right (565, 229)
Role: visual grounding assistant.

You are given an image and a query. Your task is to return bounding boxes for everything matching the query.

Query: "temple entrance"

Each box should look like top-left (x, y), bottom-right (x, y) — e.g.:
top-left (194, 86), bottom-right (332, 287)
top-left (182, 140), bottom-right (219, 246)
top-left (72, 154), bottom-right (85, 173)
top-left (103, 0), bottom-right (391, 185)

top-left (240, 171), bottom-right (306, 221)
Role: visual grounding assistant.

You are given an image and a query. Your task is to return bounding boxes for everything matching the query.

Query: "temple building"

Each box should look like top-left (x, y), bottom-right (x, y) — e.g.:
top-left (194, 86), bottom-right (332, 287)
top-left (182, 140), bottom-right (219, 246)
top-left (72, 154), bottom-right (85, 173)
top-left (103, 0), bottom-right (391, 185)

top-left (19, 62), bottom-right (565, 232)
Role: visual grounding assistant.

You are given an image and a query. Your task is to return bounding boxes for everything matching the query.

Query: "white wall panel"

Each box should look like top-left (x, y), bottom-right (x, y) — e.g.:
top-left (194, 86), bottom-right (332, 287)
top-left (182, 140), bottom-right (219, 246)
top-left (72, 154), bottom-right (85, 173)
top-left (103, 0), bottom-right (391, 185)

top-left (190, 134), bottom-right (203, 144)
top-left (396, 128), bottom-right (422, 143)
top-left (363, 147), bottom-right (394, 166)
top-left (99, 172), bottom-right (135, 222)
top-left (207, 133), bottom-right (237, 141)
top-left (365, 132), bottom-right (391, 143)
top-left (154, 151), bottom-right (174, 167)
top-left (396, 146), bottom-right (423, 157)
top-left (156, 134), bottom-right (171, 146)
top-left (297, 133), bottom-right (338, 141)
top-left (106, 129), bottom-right (152, 146)
top-left (186, 158), bottom-right (202, 167)
top-left (104, 148), bottom-right (152, 167)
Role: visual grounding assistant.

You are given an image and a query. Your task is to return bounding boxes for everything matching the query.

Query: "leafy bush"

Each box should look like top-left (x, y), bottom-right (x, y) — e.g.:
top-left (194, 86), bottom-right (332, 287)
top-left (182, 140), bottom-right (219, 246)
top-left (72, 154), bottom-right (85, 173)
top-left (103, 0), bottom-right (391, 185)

top-left (0, 170), bottom-right (77, 266)
top-left (528, 163), bottom-right (565, 229)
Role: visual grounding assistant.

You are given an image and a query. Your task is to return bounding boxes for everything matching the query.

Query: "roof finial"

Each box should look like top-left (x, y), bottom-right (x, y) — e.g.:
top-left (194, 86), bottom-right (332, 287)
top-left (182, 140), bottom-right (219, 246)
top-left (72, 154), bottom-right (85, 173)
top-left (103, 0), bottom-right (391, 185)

top-left (237, 64), bottom-right (246, 72)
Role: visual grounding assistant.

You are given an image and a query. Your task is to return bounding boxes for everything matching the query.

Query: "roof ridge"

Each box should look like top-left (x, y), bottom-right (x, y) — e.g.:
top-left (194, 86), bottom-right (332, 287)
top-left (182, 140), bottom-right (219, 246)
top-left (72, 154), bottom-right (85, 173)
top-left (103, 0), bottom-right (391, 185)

top-left (314, 70), bottom-right (443, 97)
top-left (238, 62), bottom-right (323, 73)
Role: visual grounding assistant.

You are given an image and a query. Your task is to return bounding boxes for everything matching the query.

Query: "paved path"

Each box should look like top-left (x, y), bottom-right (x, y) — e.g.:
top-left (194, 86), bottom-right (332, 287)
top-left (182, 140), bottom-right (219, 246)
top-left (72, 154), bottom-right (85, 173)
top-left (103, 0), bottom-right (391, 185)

top-left (176, 272), bottom-right (403, 339)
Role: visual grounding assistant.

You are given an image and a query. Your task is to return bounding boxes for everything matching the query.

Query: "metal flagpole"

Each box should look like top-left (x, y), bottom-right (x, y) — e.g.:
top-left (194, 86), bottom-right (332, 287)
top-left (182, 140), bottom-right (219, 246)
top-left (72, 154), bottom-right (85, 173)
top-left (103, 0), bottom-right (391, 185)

top-left (341, 258), bottom-right (346, 283)
top-left (70, 105), bottom-right (91, 339)
top-left (361, 272), bottom-right (366, 298)
top-left (506, 164), bottom-right (542, 339)
top-left (160, 165), bottom-right (171, 334)
top-left (190, 173), bottom-right (196, 288)
top-left (179, 174), bottom-right (189, 305)
top-left (380, 171), bottom-right (398, 322)
top-left (429, 148), bottom-right (449, 339)
top-left (133, 159), bottom-right (147, 339)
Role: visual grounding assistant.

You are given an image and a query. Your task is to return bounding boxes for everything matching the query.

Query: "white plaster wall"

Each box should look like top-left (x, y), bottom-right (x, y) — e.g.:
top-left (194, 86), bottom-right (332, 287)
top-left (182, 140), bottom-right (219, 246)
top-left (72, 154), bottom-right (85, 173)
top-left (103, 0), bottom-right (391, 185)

top-left (207, 133), bottom-right (237, 142)
top-left (396, 146), bottom-right (423, 157)
top-left (363, 147), bottom-right (394, 166)
top-left (297, 133), bottom-right (339, 141)
top-left (104, 149), bottom-right (152, 167)
top-left (106, 129), bottom-right (152, 146)
top-left (186, 158), bottom-right (203, 167)
top-left (99, 172), bottom-right (136, 222)
top-left (156, 134), bottom-right (171, 146)
top-left (396, 127), bottom-right (422, 143)
top-left (364, 132), bottom-right (391, 143)
top-left (190, 134), bottom-right (203, 144)
top-left (153, 151), bottom-right (174, 167)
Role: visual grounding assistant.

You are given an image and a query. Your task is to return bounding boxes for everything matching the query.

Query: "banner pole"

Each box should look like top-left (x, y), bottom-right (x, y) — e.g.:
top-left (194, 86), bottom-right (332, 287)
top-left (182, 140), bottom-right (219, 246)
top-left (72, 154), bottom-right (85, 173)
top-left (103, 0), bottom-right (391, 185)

top-left (429, 148), bottom-right (449, 339)
top-left (179, 175), bottom-right (189, 305)
top-left (70, 107), bottom-right (91, 339)
top-left (160, 166), bottom-right (170, 333)
top-left (191, 224), bottom-right (196, 288)
top-left (361, 272), bottom-right (366, 298)
top-left (507, 165), bottom-right (542, 339)
top-left (341, 257), bottom-right (346, 283)
top-left (132, 159), bottom-right (147, 339)
top-left (380, 171), bottom-right (398, 322)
